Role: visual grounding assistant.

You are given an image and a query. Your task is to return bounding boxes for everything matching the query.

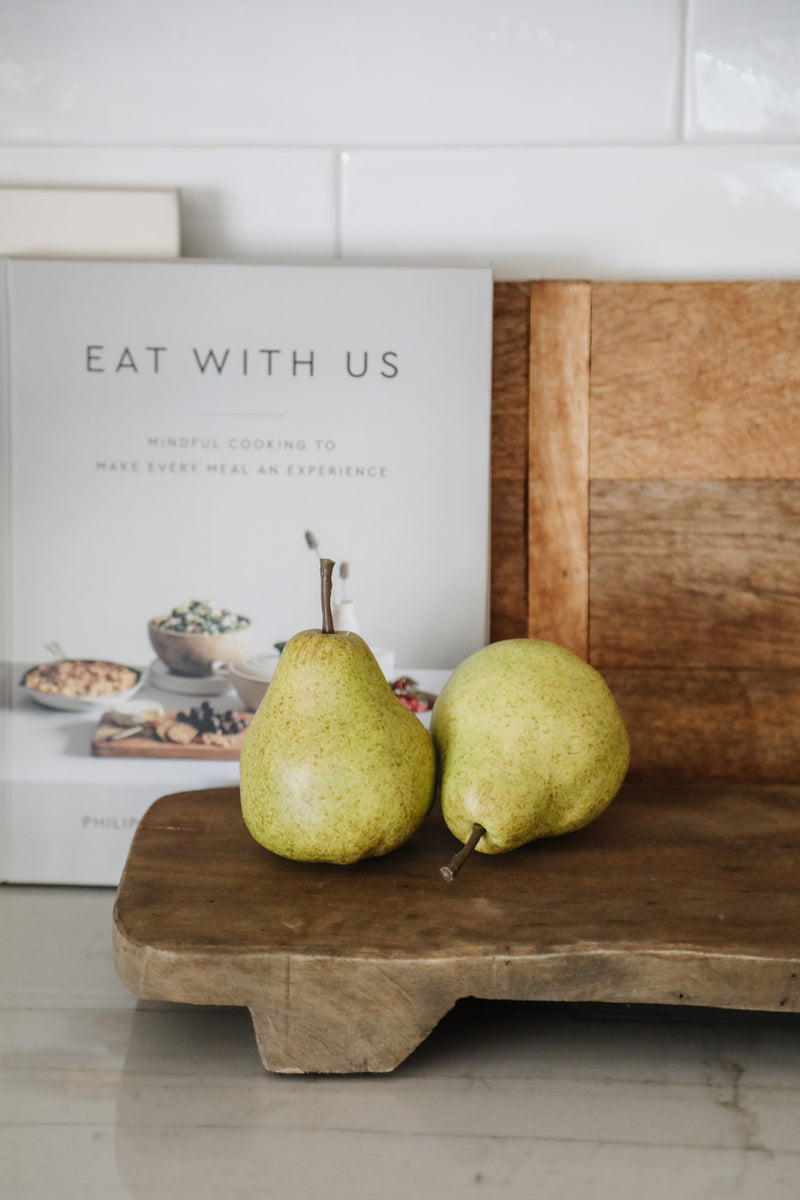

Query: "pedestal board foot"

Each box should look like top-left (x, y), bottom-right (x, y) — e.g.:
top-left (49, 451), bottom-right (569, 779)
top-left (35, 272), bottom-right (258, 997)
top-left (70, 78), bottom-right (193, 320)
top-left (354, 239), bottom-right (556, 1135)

top-left (248, 959), bottom-right (455, 1074)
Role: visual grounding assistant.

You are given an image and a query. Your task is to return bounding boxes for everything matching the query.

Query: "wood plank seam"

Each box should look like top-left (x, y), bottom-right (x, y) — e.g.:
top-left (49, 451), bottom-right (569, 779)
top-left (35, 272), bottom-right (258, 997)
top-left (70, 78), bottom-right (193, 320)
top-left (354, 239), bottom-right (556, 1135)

top-left (489, 282), bottom-right (532, 642)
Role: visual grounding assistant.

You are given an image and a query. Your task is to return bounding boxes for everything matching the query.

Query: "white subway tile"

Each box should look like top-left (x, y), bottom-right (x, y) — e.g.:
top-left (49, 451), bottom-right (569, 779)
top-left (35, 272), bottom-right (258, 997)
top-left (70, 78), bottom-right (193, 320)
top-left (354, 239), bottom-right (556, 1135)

top-left (1, 0), bottom-right (682, 146)
top-left (341, 145), bottom-right (800, 280)
top-left (687, 0), bottom-right (800, 139)
top-left (0, 147), bottom-right (338, 258)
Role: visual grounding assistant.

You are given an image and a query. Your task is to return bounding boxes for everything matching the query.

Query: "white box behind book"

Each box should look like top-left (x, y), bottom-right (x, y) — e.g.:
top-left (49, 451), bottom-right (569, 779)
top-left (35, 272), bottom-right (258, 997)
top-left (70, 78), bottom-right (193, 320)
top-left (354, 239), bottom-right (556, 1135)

top-left (0, 186), bottom-right (180, 258)
top-left (1, 258), bottom-right (493, 884)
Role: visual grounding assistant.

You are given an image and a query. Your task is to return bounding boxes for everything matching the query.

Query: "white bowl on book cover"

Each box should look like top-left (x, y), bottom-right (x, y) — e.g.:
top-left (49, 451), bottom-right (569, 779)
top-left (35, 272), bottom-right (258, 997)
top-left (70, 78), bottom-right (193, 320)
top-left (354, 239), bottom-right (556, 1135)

top-left (216, 653), bottom-right (281, 711)
top-left (20, 660), bottom-right (145, 712)
top-left (217, 646), bottom-right (395, 711)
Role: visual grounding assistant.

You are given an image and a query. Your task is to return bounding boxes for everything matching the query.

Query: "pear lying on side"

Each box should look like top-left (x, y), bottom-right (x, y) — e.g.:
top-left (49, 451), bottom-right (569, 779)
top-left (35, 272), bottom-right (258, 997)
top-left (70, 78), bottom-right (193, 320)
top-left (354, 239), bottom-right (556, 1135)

top-left (431, 638), bottom-right (630, 880)
top-left (240, 559), bottom-right (436, 864)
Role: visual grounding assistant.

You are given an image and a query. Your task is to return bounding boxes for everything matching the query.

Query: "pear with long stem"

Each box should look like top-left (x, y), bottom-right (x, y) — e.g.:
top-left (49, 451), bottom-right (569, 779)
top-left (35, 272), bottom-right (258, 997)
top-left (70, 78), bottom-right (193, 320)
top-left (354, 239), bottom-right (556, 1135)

top-left (240, 559), bottom-right (436, 864)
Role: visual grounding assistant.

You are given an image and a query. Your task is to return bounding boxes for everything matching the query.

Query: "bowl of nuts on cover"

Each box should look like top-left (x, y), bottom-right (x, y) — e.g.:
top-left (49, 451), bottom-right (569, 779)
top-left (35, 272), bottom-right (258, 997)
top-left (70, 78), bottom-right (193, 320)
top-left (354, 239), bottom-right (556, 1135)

top-left (148, 599), bottom-right (254, 677)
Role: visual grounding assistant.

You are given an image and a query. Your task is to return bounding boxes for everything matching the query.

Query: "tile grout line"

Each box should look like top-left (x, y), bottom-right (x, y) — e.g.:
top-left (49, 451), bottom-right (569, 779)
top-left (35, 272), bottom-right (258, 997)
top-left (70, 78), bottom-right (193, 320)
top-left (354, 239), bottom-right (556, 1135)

top-left (7, 136), bottom-right (799, 154)
top-left (679, 0), bottom-right (694, 141)
top-left (334, 148), bottom-right (346, 258)
top-left (2, 138), bottom-right (800, 157)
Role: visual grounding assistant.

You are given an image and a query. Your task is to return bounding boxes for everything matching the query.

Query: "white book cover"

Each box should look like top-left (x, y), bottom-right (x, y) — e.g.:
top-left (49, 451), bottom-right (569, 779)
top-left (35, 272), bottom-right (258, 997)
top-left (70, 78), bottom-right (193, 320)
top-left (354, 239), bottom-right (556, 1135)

top-left (1, 257), bottom-right (493, 885)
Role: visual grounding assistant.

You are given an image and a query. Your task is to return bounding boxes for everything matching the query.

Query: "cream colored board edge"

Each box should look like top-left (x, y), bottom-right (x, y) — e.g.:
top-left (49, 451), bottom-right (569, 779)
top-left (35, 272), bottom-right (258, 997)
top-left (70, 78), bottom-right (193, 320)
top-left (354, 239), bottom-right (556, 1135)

top-left (0, 186), bottom-right (180, 258)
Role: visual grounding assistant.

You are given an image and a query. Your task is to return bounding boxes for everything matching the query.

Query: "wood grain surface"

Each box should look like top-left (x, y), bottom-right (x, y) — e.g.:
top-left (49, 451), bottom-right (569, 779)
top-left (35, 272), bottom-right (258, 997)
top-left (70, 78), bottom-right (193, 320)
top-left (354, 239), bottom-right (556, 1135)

top-left (485, 279), bottom-right (800, 779)
top-left (527, 281), bottom-right (591, 657)
top-left (113, 784), bottom-right (800, 1073)
top-left (590, 281), bottom-right (800, 480)
top-left (589, 479), bottom-right (800, 669)
top-left (489, 281), bottom-right (531, 642)
top-left (605, 669), bottom-right (800, 782)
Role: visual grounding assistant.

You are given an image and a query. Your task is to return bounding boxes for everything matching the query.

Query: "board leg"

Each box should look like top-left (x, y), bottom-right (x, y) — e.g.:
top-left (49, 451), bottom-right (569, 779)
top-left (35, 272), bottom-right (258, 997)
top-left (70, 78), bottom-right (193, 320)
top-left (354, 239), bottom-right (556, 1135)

top-left (248, 958), bottom-right (455, 1074)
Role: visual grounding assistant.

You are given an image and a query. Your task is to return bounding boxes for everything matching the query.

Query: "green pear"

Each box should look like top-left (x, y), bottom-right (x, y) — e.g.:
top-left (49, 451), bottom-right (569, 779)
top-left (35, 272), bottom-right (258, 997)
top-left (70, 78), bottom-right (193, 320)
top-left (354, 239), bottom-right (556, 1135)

top-left (431, 639), bottom-right (630, 879)
top-left (240, 559), bottom-right (436, 864)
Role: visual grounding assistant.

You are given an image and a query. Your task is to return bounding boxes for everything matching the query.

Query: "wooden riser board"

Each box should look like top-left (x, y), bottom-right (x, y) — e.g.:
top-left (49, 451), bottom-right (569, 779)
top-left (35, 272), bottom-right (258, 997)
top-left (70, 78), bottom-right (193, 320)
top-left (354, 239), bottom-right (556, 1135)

top-left (488, 280), bottom-right (800, 781)
top-left (113, 784), bottom-right (800, 1074)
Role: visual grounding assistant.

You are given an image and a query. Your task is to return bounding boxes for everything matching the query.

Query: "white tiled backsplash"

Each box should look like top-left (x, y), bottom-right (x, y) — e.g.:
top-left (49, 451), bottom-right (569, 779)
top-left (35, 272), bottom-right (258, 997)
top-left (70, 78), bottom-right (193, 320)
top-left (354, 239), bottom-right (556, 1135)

top-left (2, 0), bottom-right (799, 277)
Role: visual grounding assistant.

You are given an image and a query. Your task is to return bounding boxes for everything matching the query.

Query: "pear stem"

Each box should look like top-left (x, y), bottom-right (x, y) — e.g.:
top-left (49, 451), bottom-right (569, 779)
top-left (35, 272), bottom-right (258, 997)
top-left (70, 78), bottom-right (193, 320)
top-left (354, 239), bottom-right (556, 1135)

top-left (440, 823), bottom-right (486, 883)
top-left (320, 558), bottom-right (336, 634)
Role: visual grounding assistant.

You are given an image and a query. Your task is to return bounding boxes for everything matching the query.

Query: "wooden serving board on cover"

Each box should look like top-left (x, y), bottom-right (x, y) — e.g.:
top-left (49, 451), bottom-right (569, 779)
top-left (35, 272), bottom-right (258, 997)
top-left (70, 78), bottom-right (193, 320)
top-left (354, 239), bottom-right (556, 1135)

top-left (92, 711), bottom-right (252, 759)
top-left (113, 281), bottom-right (800, 1073)
top-left (112, 783), bottom-right (800, 1074)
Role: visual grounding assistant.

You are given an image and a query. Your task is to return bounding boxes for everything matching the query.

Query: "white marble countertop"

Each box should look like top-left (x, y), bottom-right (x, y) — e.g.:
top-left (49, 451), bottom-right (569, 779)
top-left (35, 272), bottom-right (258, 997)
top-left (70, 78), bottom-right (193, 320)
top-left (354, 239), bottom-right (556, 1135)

top-left (2, 883), bottom-right (799, 1199)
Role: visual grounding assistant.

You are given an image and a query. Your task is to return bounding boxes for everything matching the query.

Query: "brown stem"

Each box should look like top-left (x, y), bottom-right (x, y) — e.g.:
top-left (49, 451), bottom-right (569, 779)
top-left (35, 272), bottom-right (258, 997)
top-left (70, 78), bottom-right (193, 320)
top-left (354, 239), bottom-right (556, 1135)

top-left (440, 823), bottom-right (486, 883)
top-left (320, 558), bottom-right (335, 634)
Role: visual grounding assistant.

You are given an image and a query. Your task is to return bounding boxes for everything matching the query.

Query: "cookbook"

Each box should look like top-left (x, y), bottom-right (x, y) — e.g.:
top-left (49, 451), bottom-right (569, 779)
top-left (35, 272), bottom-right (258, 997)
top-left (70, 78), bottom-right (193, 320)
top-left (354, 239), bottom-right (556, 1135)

top-left (0, 257), bottom-right (493, 883)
